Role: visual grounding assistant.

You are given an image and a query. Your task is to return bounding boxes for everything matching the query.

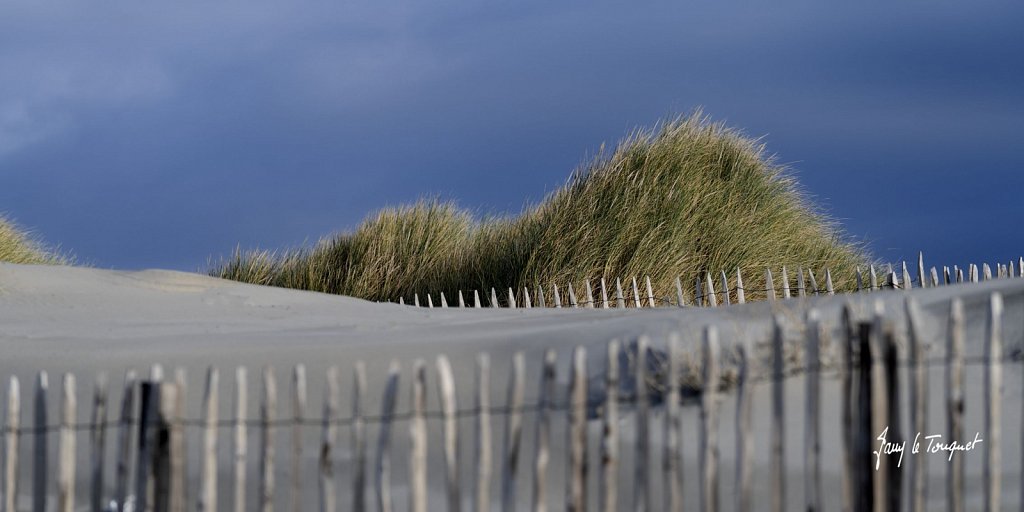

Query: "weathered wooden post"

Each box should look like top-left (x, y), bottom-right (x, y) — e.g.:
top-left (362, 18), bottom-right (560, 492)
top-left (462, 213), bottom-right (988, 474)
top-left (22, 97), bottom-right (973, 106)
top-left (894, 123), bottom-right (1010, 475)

top-left (319, 367), bottom-right (339, 512)
top-left (635, 335), bottom-right (650, 512)
top-left (983, 293), bottom-right (1003, 511)
top-left (947, 299), bottom-right (964, 512)
top-left (500, 353), bottom-right (525, 512)
top-left (566, 347), bottom-right (587, 512)
top-left (90, 373), bottom-right (109, 512)
top-left (409, 361), bottom-right (426, 512)
top-left (664, 333), bottom-right (682, 512)
top-left (375, 362), bottom-right (400, 512)
top-left (233, 368), bottom-right (248, 512)
top-left (436, 356), bottom-right (461, 512)
top-left (771, 317), bottom-right (785, 512)
top-left (34, 372), bottom-right (48, 512)
top-left (735, 344), bottom-right (752, 512)
top-left (474, 354), bottom-right (492, 512)
top-left (600, 341), bottom-right (620, 512)
top-left (700, 326), bottom-right (720, 512)
top-left (805, 310), bottom-right (822, 512)
top-left (531, 350), bottom-right (556, 512)
top-left (4, 376), bottom-right (20, 512)
top-left (58, 374), bottom-right (76, 512)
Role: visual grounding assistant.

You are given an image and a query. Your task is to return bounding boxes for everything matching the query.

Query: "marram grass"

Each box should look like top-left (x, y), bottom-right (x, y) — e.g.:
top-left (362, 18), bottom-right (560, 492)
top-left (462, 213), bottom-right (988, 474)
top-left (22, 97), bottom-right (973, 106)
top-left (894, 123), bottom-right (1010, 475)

top-left (0, 215), bottom-right (65, 265)
top-left (212, 113), bottom-right (866, 304)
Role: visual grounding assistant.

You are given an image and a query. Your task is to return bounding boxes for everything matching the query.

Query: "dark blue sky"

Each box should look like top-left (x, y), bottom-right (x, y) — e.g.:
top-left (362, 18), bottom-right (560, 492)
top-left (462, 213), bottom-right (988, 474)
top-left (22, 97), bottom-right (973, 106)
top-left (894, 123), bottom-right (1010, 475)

top-left (2, 2), bottom-right (1022, 271)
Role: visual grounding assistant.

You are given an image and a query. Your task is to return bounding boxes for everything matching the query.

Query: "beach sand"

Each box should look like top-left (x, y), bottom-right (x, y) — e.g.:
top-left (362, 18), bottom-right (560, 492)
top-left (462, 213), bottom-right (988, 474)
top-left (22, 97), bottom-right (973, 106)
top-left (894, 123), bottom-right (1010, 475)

top-left (1, 262), bottom-right (1021, 510)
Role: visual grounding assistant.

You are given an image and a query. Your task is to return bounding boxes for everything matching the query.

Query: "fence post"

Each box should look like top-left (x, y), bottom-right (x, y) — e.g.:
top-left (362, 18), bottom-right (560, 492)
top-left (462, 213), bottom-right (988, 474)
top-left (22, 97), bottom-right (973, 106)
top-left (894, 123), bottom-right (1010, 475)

top-left (883, 321), bottom-right (901, 512)
top-left (585, 281), bottom-right (595, 309)
top-left (135, 382), bottom-right (157, 512)
top-left (808, 268), bottom-right (819, 295)
top-left (409, 361), bottom-right (427, 512)
top-left (567, 347), bottom-right (587, 512)
top-left (474, 354), bottom-right (491, 512)
top-left (172, 369), bottom-right (186, 512)
top-left (523, 288), bottom-right (531, 309)
top-left (631, 277), bottom-right (641, 308)
top-left (233, 367), bottom-right (248, 512)
top-left (601, 340), bottom-right (620, 512)
top-left (705, 273), bottom-right (718, 307)
top-left (771, 316), bottom-right (785, 512)
top-left (720, 270), bottom-right (731, 306)
top-left (635, 335), bottom-right (650, 512)
top-left (869, 303), bottom-right (889, 512)
top-left (259, 368), bottom-right (277, 512)
top-left (735, 343), bottom-right (752, 512)
top-left (441, 292), bottom-right (449, 308)
top-left (840, 306), bottom-right (854, 511)
top-left (796, 267), bottom-right (806, 298)
top-left (428, 294), bottom-right (434, 308)
top-left (930, 268), bottom-right (939, 288)
top-left (33, 371), bottom-right (48, 512)
top-left (700, 326), bottom-right (720, 512)
top-left (735, 269), bottom-right (746, 304)
top-left (984, 293), bottom-right (1003, 511)
top-left (353, 362), bottom-right (367, 512)
top-left (781, 266), bottom-right (791, 299)
top-left (615, 278), bottom-right (626, 308)
top-left (199, 367), bottom-right (219, 512)
top-left (436, 356), bottom-right (461, 512)
top-left (905, 297), bottom-right (927, 512)
top-left (765, 269), bottom-right (776, 301)
top-left (568, 283), bottom-right (578, 308)
top-left (805, 310), bottom-right (821, 512)
top-left (902, 262), bottom-right (913, 290)
top-left (674, 277), bottom-right (685, 307)
top-left (531, 350), bottom-right (556, 512)
top-left (600, 278), bottom-right (609, 309)
top-left (491, 288), bottom-right (499, 309)
top-left (869, 266), bottom-right (878, 291)
top-left (58, 374), bottom-right (76, 512)
top-left (375, 361), bottom-right (400, 512)
top-left (982, 264), bottom-right (993, 281)
top-left (947, 299), bottom-right (964, 512)
top-left (553, 284), bottom-right (562, 308)
top-left (508, 288), bottom-right (517, 309)
top-left (825, 269), bottom-right (835, 296)
top-left (917, 253), bottom-right (926, 288)
top-left (4, 376), bottom-right (19, 512)
top-left (664, 333), bottom-right (682, 512)
top-left (500, 352), bottom-right (525, 512)
top-left (90, 373), bottom-right (109, 512)
top-left (854, 321), bottom-right (873, 512)
top-left (319, 367), bottom-right (338, 512)
top-left (291, 365), bottom-right (307, 512)
top-left (645, 276), bottom-right (655, 308)
top-left (459, 291), bottom-right (466, 308)
top-left (475, 290), bottom-right (482, 309)
top-left (536, 284), bottom-right (546, 308)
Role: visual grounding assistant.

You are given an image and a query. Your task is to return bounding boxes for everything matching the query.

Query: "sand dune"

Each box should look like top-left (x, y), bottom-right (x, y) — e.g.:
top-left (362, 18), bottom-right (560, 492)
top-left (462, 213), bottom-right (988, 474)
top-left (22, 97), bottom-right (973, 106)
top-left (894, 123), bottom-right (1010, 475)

top-left (0, 262), bottom-right (1021, 510)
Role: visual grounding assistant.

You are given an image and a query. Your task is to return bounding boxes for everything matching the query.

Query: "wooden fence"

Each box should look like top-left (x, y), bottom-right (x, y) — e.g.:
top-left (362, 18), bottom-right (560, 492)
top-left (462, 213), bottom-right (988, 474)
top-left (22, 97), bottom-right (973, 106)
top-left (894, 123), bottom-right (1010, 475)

top-left (1, 290), bottom-right (1020, 511)
top-left (396, 255), bottom-right (1024, 309)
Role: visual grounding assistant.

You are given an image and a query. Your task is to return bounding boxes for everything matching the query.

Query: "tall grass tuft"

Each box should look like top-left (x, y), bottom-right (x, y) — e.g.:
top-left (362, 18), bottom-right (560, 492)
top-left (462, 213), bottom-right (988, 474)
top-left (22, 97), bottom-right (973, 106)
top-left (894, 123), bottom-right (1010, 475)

top-left (0, 215), bottom-right (65, 265)
top-left (211, 113), bottom-right (866, 303)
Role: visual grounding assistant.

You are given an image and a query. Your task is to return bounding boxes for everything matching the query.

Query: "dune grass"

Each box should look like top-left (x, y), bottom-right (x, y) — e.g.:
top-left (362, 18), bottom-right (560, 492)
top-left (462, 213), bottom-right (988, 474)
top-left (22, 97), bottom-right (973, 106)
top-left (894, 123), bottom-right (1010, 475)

top-left (0, 215), bottom-right (65, 265)
top-left (213, 112), bottom-right (866, 304)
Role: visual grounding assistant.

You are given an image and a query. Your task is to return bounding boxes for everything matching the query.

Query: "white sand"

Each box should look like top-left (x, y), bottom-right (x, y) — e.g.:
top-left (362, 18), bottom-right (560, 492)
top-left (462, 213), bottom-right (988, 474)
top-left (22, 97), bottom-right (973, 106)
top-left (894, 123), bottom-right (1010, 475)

top-left (0, 262), bottom-right (1021, 510)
